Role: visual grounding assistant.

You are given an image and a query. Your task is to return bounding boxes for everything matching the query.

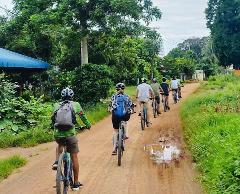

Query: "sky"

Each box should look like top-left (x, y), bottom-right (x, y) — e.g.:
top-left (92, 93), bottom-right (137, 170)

top-left (0, 0), bottom-right (210, 55)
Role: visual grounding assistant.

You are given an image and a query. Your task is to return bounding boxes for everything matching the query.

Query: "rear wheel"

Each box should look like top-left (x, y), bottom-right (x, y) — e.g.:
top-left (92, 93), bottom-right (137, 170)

top-left (117, 128), bottom-right (123, 166)
top-left (153, 100), bottom-right (157, 118)
top-left (141, 108), bottom-right (145, 130)
top-left (56, 153), bottom-right (65, 194)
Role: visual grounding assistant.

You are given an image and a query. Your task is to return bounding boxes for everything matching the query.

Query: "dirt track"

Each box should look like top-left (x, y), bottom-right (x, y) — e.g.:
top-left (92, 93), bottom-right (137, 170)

top-left (0, 83), bottom-right (202, 194)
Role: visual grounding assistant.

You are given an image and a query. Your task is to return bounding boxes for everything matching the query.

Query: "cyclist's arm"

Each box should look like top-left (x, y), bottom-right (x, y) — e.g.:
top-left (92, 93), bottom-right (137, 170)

top-left (75, 102), bottom-right (91, 129)
top-left (149, 86), bottom-right (154, 98)
top-left (136, 88), bottom-right (139, 99)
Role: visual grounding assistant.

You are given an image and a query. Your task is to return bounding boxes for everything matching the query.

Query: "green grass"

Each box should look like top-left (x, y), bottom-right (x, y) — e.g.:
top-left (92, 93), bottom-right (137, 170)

top-left (0, 85), bottom-right (137, 148)
top-left (0, 155), bottom-right (27, 182)
top-left (180, 74), bottom-right (240, 194)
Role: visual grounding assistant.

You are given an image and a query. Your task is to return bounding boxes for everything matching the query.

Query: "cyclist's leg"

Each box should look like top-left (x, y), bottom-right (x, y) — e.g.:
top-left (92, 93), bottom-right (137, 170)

top-left (122, 121), bottom-right (129, 139)
top-left (112, 114), bottom-right (120, 153)
top-left (156, 96), bottom-right (161, 114)
top-left (52, 139), bottom-right (65, 170)
top-left (66, 136), bottom-right (80, 185)
top-left (144, 101), bottom-right (151, 123)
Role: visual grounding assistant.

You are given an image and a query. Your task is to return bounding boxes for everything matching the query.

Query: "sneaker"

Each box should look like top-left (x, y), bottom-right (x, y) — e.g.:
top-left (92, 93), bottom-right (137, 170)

top-left (72, 182), bottom-right (83, 191)
top-left (52, 161), bottom-right (58, 170)
top-left (112, 150), bottom-right (117, 155)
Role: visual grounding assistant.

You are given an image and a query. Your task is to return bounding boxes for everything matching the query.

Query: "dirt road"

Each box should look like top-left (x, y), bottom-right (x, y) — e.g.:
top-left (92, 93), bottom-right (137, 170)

top-left (0, 83), bottom-right (202, 194)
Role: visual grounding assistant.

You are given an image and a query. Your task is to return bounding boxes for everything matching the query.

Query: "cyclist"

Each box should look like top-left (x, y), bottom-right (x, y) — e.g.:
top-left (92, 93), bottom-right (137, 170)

top-left (150, 78), bottom-right (161, 114)
top-left (136, 78), bottom-right (154, 126)
top-left (177, 78), bottom-right (182, 98)
top-left (109, 83), bottom-right (133, 155)
top-left (160, 77), bottom-right (170, 111)
top-left (51, 87), bottom-right (91, 190)
top-left (170, 76), bottom-right (180, 100)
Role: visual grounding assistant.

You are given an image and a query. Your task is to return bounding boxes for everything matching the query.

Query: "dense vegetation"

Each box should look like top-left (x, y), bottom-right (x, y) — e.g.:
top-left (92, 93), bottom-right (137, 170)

top-left (0, 155), bottom-right (27, 181)
top-left (181, 75), bottom-right (240, 194)
top-left (206, 0), bottom-right (240, 68)
top-left (161, 37), bottom-right (221, 79)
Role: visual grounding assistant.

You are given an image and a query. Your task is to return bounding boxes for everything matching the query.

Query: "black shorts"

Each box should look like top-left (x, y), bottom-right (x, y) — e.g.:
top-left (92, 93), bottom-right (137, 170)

top-left (112, 112), bottom-right (130, 129)
top-left (155, 96), bottom-right (160, 104)
top-left (56, 136), bottom-right (79, 153)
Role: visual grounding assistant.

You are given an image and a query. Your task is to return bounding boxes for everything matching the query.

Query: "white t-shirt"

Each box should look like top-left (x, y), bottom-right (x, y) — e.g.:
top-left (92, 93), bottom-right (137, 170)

top-left (170, 79), bottom-right (179, 89)
top-left (137, 83), bottom-right (153, 101)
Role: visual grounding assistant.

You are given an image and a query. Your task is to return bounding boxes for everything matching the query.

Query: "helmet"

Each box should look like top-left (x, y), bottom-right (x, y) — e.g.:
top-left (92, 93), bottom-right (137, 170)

top-left (115, 83), bottom-right (125, 90)
top-left (141, 77), bottom-right (147, 83)
top-left (162, 77), bottom-right (167, 82)
top-left (61, 87), bottom-right (74, 98)
top-left (152, 78), bottom-right (157, 83)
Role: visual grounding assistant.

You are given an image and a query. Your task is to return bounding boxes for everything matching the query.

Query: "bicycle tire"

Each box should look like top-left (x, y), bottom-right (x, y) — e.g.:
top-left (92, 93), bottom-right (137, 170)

top-left (56, 153), bottom-right (65, 194)
top-left (118, 127), bottom-right (123, 166)
top-left (141, 108), bottom-right (145, 130)
top-left (153, 100), bottom-right (157, 118)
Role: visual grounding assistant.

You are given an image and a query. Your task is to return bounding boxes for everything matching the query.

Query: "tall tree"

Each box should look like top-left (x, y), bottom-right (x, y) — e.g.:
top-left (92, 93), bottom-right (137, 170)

top-left (12, 0), bottom-right (161, 65)
top-left (206, 0), bottom-right (240, 67)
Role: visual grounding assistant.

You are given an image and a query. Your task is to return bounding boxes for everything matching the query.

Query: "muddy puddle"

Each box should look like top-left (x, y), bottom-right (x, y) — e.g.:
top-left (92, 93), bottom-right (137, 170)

top-left (144, 135), bottom-right (183, 165)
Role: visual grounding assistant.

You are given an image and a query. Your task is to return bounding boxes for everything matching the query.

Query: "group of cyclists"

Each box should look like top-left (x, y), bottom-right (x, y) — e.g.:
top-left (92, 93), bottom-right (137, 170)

top-left (51, 76), bottom-right (182, 191)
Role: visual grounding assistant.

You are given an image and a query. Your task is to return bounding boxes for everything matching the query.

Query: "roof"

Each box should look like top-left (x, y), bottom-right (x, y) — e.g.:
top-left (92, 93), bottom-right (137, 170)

top-left (0, 48), bottom-right (50, 69)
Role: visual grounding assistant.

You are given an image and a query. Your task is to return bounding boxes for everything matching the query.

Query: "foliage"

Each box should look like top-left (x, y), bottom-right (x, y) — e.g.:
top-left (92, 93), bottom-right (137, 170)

top-left (72, 63), bottom-right (112, 104)
top-left (181, 75), bottom-right (240, 194)
top-left (206, 0), bottom-right (240, 67)
top-left (0, 155), bottom-right (27, 181)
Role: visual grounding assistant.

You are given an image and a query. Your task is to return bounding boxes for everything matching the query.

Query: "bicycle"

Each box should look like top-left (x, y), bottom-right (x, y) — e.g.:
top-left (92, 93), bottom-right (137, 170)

top-left (152, 97), bottom-right (158, 118)
top-left (140, 101), bottom-right (148, 130)
top-left (56, 142), bottom-right (73, 194)
top-left (172, 89), bottom-right (178, 104)
top-left (116, 121), bottom-right (126, 166)
top-left (56, 126), bottom-right (85, 194)
top-left (161, 94), bottom-right (169, 112)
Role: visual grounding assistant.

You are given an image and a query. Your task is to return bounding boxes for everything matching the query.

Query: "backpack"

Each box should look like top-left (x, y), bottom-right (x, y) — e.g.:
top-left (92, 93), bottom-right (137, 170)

top-left (53, 101), bottom-right (77, 131)
top-left (113, 94), bottom-right (128, 119)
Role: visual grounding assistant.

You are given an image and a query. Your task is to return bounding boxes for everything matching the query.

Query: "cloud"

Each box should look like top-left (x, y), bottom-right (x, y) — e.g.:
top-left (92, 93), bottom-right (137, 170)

top-left (152, 0), bottom-right (210, 55)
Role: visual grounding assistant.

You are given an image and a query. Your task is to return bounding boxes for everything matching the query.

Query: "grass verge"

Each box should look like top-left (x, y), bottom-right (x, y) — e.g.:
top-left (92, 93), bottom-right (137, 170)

top-left (180, 75), bottom-right (240, 194)
top-left (0, 155), bottom-right (27, 182)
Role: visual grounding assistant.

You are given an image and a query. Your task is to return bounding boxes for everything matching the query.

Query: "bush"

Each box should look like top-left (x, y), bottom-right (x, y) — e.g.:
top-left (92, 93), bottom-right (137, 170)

top-left (72, 64), bottom-right (112, 104)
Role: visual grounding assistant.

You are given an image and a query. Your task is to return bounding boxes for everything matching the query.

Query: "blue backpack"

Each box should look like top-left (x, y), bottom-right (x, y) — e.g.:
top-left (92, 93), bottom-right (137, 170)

top-left (113, 94), bottom-right (128, 118)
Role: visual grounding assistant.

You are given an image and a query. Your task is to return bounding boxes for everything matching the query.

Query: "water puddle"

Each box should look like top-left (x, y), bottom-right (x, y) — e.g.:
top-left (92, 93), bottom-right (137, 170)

top-left (144, 138), bottom-right (182, 165)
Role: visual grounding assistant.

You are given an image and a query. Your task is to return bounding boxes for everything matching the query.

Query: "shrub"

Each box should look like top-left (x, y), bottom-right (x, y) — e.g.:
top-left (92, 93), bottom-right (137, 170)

top-left (72, 64), bottom-right (112, 104)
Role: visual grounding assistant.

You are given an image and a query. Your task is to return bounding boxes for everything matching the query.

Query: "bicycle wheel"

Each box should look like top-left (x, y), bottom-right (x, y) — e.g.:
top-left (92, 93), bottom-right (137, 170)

top-left (141, 108), bottom-right (145, 130)
top-left (145, 108), bottom-right (148, 127)
top-left (117, 127), bottom-right (123, 166)
top-left (153, 100), bottom-right (157, 118)
top-left (56, 153), bottom-right (65, 194)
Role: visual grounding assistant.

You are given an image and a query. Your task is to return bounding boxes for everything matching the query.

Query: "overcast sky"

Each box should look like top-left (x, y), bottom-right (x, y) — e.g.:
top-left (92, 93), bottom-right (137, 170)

top-left (0, 0), bottom-right (210, 55)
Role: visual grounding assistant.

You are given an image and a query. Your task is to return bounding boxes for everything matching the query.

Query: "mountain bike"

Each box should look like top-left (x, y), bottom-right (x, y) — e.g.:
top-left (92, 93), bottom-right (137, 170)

top-left (152, 97), bottom-right (158, 118)
top-left (56, 143), bottom-right (73, 194)
top-left (117, 121), bottom-right (126, 166)
top-left (56, 126), bottom-right (85, 194)
top-left (140, 102), bottom-right (148, 130)
top-left (162, 95), bottom-right (168, 112)
top-left (172, 89), bottom-right (178, 104)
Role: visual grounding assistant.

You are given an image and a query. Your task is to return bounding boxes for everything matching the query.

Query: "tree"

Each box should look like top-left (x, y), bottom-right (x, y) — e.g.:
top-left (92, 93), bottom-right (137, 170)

top-left (12, 0), bottom-right (161, 65)
top-left (206, 0), bottom-right (240, 67)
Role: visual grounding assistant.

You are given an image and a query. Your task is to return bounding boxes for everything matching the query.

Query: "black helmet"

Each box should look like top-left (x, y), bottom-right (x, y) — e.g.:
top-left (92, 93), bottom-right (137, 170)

top-left (116, 83), bottom-right (125, 90)
top-left (61, 87), bottom-right (74, 98)
top-left (162, 77), bottom-right (167, 82)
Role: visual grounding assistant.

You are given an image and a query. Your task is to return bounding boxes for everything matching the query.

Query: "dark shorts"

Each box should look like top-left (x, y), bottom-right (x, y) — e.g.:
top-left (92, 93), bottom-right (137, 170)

top-left (155, 96), bottom-right (160, 104)
top-left (112, 112), bottom-right (130, 129)
top-left (56, 136), bottom-right (79, 153)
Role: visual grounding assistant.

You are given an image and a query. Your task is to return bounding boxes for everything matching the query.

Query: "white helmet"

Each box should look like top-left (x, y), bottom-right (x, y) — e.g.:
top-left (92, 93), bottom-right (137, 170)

top-left (61, 87), bottom-right (74, 98)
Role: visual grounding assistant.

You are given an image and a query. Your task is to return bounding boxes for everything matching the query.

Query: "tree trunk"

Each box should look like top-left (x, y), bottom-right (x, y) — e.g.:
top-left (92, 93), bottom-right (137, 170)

top-left (81, 36), bottom-right (88, 65)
